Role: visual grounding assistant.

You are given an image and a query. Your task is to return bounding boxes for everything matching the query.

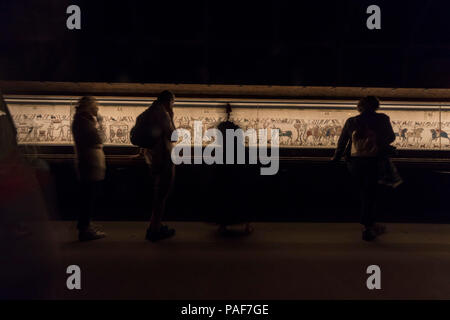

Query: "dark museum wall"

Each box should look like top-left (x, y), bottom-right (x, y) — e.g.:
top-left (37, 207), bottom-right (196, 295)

top-left (1, 0), bottom-right (450, 87)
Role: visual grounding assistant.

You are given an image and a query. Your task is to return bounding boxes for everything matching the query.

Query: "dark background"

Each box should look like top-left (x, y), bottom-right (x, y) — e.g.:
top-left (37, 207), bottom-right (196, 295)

top-left (1, 0), bottom-right (450, 88)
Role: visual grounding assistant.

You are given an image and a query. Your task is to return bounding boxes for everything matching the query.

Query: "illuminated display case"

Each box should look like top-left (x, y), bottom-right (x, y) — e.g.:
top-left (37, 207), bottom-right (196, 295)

top-left (5, 95), bottom-right (450, 151)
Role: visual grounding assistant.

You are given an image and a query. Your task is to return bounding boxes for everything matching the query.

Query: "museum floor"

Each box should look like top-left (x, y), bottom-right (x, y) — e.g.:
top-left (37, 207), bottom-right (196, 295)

top-left (42, 221), bottom-right (450, 299)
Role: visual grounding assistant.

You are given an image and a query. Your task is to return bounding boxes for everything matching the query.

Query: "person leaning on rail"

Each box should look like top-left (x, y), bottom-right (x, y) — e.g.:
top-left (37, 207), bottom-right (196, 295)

top-left (71, 96), bottom-right (107, 241)
top-left (331, 96), bottom-right (396, 241)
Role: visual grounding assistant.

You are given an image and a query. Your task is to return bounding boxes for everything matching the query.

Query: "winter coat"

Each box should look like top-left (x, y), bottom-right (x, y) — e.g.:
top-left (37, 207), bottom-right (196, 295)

top-left (71, 111), bottom-right (106, 181)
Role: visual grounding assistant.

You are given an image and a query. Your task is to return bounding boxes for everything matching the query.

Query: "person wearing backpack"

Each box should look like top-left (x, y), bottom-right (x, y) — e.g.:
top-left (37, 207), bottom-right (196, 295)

top-left (130, 90), bottom-right (176, 242)
top-left (331, 96), bottom-right (396, 241)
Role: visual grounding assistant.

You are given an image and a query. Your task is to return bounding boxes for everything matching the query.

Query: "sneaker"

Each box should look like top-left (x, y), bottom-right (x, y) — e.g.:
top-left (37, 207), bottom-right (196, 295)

top-left (79, 227), bottom-right (106, 242)
top-left (362, 224), bottom-right (386, 241)
top-left (145, 225), bottom-right (175, 242)
top-left (362, 228), bottom-right (377, 241)
top-left (90, 223), bottom-right (103, 231)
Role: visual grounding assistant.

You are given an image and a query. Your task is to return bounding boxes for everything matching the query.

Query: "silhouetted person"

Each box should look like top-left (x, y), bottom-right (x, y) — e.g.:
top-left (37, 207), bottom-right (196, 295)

top-left (214, 103), bottom-right (253, 235)
top-left (332, 96), bottom-right (395, 241)
top-left (71, 96), bottom-right (107, 241)
top-left (0, 91), bottom-right (22, 239)
top-left (1, 92), bottom-right (60, 298)
top-left (132, 90), bottom-right (176, 242)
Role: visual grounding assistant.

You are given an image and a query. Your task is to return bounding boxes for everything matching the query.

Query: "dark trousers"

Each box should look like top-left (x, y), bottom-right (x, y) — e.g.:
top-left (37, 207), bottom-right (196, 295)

top-left (347, 158), bottom-right (379, 228)
top-left (78, 180), bottom-right (103, 230)
top-left (149, 163), bottom-right (175, 226)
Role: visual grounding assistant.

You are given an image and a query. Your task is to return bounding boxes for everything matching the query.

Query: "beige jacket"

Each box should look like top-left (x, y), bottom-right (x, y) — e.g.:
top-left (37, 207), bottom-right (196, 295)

top-left (72, 111), bottom-right (106, 181)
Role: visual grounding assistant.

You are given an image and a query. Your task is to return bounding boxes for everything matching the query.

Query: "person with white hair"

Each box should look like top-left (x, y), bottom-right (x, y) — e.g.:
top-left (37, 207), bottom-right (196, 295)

top-left (71, 96), bottom-right (107, 241)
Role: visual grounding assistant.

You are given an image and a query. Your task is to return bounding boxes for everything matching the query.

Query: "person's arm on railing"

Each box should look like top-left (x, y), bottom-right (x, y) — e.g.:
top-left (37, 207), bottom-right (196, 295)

top-left (331, 118), bottom-right (351, 162)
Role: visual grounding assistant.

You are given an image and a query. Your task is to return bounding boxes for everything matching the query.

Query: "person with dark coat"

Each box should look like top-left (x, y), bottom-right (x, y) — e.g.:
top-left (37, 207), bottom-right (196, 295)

top-left (139, 90), bottom-right (177, 242)
top-left (213, 103), bottom-right (253, 235)
top-left (332, 96), bottom-right (396, 241)
top-left (71, 96), bottom-right (107, 241)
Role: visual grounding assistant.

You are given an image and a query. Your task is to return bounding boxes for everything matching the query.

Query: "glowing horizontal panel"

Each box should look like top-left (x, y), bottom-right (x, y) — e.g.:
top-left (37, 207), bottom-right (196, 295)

top-left (5, 96), bottom-right (449, 150)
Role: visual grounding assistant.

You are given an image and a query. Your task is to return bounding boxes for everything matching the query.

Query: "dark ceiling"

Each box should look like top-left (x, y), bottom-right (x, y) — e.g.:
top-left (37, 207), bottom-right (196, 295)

top-left (1, 0), bottom-right (449, 88)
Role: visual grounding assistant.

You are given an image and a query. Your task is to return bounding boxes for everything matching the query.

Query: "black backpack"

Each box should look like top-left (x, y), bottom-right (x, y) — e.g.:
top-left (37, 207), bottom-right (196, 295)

top-left (130, 110), bottom-right (159, 148)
